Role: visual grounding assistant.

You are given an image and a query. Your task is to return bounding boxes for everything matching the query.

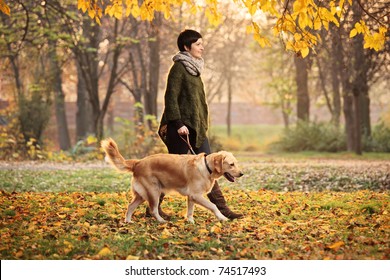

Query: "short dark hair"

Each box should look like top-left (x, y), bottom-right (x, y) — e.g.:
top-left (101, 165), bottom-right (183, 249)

top-left (177, 29), bottom-right (202, 52)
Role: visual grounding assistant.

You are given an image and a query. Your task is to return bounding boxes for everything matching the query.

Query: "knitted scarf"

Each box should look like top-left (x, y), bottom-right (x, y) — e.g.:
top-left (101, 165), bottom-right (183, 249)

top-left (172, 51), bottom-right (204, 76)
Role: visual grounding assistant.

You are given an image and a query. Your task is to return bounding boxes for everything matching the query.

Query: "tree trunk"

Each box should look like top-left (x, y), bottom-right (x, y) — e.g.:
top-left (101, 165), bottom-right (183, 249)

top-left (145, 17), bottom-right (161, 124)
top-left (98, 19), bottom-right (121, 140)
top-left (226, 76), bottom-right (232, 137)
top-left (330, 26), bottom-right (342, 128)
top-left (294, 56), bottom-right (310, 121)
top-left (353, 89), bottom-right (362, 155)
top-left (7, 44), bottom-right (23, 99)
top-left (361, 89), bottom-right (371, 137)
top-left (349, 1), bottom-right (367, 154)
top-left (343, 93), bottom-right (356, 151)
top-left (281, 98), bottom-right (290, 129)
top-left (76, 18), bottom-right (100, 137)
top-left (76, 61), bottom-right (93, 141)
top-left (87, 22), bottom-right (101, 137)
top-left (48, 40), bottom-right (71, 150)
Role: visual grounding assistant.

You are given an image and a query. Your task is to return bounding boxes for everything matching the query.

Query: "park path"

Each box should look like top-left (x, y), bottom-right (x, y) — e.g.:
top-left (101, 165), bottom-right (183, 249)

top-left (1, 156), bottom-right (389, 171)
top-left (0, 161), bottom-right (109, 171)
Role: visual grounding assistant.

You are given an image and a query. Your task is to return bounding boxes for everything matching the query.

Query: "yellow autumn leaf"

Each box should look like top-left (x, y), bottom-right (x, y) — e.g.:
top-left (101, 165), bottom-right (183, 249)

top-left (192, 237), bottom-right (201, 242)
top-left (86, 135), bottom-right (97, 145)
top-left (210, 225), bottom-right (222, 233)
top-left (314, 18), bottom-right (322, 30)
top-left (78, 0), bottom-right (88, 13)
top-left (362, 31), bottom-right (381, 51)
top-left (294, 33), bottom-right (302, 41)
top-left (298, 12), bottom-right (310, 29)
top-left (0, 0), bottom-right (10, 15)
top-left (327, 241), bottom-right (345, 250)
top-left (301, 47), bottom-right (310, 58)
top-left (349, 28), bottom-right (358, 38)
top-left (140, 3), bottom-right (153, 21)
top-left (161, 228), bottom-right (172, 239)
top-left (88, 7), bottom-right (95, 19)
top-left (205, 7), bottom-right (221, 27)
top-left (126, 255), bottom-right (140, 260)
top-left (98, 247), bottom-right (112, 256)
top-left (105, 3), bottom-right (123, 20)
top-left (339, 0), bottom-right (345, 9)
top-left (293, 0), bottom-right (306, 15)
top-left (27, 224), bottom-right (36, 232)
top-left (275, 248), bottom-right (285, 254)
top-left (54, 221), bottom-right (62, 227)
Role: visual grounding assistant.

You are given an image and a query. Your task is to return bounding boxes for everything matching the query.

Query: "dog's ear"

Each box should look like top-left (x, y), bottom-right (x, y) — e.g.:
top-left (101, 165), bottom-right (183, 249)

top-left (213, 154), bottom-right (223, 174)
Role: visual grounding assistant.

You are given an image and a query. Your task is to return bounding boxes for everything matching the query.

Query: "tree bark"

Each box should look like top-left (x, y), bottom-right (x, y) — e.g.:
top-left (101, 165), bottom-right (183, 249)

top-left (97, 19), bottom-right (121, 140)
top-left (75, 18), bottom-right (100, 137)
top-left (226, 75), bottom-right (232, 137)
top-left (330, 26), bottom-right (342, 127)
top-left (294, 56), bottom-right (310, 121)
top-left (76, 61), bottom-right (93, 141)
top-left (48, 40), bottom-right (71, 150)
top-left (343, 92), bottom-right (356, 151)
top-left (145, 17), bottom-right (161, 124)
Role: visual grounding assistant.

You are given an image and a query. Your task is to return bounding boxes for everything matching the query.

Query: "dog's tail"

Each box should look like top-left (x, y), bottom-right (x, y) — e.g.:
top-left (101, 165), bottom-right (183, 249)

top-left (101, 138), bottom-right (138, 172)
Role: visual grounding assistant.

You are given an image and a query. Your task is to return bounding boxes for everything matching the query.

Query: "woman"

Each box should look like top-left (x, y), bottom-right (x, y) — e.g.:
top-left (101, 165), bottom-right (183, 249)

top-left (154, 29), bottom-right (243, 220)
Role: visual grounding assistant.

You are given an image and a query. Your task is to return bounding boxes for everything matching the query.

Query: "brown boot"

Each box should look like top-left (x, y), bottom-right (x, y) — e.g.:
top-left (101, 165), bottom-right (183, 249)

top-left (207, 182), bottom-right (243, 220)
top-left (145, 193), bottom-right (171, 220)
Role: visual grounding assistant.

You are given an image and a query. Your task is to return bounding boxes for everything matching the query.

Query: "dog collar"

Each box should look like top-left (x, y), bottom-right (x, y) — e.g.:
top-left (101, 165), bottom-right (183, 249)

top-left (204, 155), bottom-right (212, 174)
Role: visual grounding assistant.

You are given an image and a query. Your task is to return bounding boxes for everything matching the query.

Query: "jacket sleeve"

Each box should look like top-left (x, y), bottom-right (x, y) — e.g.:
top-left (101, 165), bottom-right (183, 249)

top-left (164, 63), bottom-right (184, 123)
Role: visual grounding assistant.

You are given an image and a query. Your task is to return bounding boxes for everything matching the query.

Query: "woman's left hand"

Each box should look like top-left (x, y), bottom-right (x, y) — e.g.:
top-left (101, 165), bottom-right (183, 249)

top-left (177, 125), bottom-right (189, 135)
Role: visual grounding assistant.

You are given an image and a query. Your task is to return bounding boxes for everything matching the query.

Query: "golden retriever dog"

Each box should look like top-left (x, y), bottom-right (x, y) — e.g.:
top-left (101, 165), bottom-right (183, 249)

top-left (101, 138), bottom-right (243, 223)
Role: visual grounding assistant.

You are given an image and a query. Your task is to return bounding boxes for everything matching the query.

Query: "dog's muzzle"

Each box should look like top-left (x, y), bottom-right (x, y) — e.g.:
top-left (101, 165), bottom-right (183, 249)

top-left (223, 172), bottom-right (244, 182)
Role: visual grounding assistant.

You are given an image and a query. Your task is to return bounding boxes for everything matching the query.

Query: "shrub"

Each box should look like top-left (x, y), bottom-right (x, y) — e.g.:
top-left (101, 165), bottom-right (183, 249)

top-left (69, 135), bottom-right (102, 161)
top-left (0, 104), bottom-right (45, 160)
top-left (18, 86), bottom-right (51, 144)
top-left (113, 113), bottom-right (166, 159)
top-left (366, 121), bottom-right (390, 152)
top-left (209, 134), bottom-right (223, 152)
top-left (274, 121), bottom-right (346, 152)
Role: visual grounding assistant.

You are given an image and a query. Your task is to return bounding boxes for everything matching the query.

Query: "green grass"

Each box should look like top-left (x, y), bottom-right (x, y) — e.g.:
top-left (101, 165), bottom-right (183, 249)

top-left (0, 169), bottom-right (131, 192)
top-left (210, 124), bottom-right (283, 152)
top-left (210, 124), bottom-right (390, 160)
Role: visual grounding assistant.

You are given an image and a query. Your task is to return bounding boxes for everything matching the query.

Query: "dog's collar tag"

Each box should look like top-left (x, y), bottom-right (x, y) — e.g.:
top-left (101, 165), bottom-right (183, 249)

top-left (204, 155), bottom-right (213, 174)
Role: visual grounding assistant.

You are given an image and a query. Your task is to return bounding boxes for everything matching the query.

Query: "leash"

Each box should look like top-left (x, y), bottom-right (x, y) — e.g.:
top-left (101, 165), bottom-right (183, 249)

top-left (179, 134), bottom-right (196, 155)
top-left (179, 134), bottom-right (212, 174)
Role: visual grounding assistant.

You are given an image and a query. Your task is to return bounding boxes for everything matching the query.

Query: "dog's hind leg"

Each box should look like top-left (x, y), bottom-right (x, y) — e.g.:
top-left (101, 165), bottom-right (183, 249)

top-left (138, 178), bottom-right (166, 223)
top-left (149, 198), bottom-right (166, 223)
top-left (125, 192), bottom-right (144, 223)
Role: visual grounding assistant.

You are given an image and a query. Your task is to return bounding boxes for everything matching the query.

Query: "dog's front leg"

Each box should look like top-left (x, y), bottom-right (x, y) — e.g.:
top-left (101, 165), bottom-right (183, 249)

top-left (192, 194), bottom-right (228, 222)
top-left (187, 197), bottom-right (195, 223)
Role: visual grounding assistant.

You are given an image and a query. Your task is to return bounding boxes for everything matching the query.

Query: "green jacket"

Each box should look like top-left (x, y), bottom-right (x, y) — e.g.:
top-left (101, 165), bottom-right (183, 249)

top-left (158, 62), bottom-right (209, 148)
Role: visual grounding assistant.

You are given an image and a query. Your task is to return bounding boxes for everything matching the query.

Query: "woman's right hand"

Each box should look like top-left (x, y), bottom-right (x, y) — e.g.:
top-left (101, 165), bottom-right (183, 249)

top-left (177, 125), bottom-right (189, 135)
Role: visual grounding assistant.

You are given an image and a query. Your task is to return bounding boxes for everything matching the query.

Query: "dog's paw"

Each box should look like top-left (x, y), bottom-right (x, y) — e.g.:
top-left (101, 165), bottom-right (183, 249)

top-left (219, 216), bottom-right (228, 222)
top-left (187, 218), bottom-right (195, 224)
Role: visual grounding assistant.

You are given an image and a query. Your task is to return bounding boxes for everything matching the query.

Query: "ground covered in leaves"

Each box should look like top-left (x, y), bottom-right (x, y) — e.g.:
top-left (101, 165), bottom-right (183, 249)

top-left (0, 156), bottom-right (389, 260)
